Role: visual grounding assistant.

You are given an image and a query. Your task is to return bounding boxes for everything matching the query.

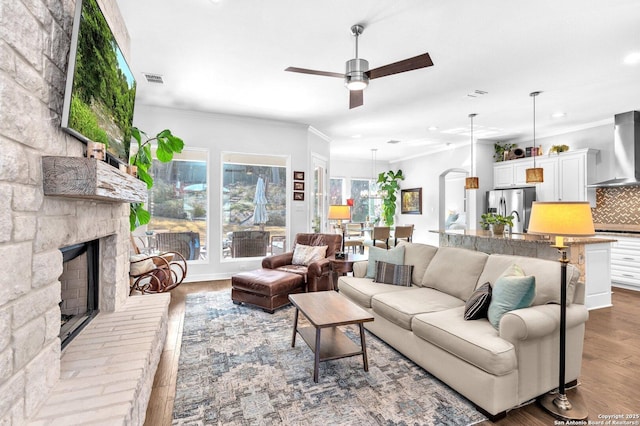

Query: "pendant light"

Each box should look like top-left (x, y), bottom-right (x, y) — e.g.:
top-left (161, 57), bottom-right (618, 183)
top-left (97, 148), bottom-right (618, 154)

top-left (526, 91), bottom-right (544, 183)
top-left (363, 148), bottom-right (380, 199)
top-left (465, 113), bottom-right (479, 190)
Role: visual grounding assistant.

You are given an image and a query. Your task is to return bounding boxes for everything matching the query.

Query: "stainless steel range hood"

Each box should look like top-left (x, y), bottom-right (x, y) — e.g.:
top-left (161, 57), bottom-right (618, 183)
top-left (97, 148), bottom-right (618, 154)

top-left (590, 111), bottom-right (640, 187)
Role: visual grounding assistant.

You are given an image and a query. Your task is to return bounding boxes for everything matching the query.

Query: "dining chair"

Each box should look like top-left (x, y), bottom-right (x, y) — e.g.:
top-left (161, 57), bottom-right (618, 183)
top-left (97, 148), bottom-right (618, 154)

top-left (371, 226), bottom-right (391, 249)
top-left (344, 222), bottom-right (365, 254)
top-left (393, 225), bottom-right (414, 246)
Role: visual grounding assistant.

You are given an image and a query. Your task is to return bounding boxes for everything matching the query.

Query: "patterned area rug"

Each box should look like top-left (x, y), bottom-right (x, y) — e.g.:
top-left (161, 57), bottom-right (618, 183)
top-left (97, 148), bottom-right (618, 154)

top-left (172, 290), bottom-right (487, 425)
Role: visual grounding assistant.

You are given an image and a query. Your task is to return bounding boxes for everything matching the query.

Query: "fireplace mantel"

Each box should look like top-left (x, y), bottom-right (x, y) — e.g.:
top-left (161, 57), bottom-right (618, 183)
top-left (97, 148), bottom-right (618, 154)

top-left (42, 156), bottom-right (147, 203)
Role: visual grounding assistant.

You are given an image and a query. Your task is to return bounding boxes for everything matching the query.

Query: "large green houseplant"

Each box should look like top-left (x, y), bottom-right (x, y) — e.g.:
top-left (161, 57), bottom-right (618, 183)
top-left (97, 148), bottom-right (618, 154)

top-left (129, 127), bottom-right (184, 231)
top-left (377, 169), bottom-right (405, 226)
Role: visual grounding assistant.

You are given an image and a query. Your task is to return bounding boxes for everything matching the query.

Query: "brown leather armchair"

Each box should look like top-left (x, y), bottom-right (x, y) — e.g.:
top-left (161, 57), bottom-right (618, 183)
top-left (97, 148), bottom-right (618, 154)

top-left (261, 233), bottom-right (342, 292)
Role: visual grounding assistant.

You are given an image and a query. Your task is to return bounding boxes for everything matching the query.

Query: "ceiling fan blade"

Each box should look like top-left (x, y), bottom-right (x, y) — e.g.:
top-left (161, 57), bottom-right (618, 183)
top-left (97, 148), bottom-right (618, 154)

top-left (349, 90), bottom-right (364, 109)
top-left (367, 53), bottom-right (434, 80)
top-left (285, 67), bottom-right (344, 78)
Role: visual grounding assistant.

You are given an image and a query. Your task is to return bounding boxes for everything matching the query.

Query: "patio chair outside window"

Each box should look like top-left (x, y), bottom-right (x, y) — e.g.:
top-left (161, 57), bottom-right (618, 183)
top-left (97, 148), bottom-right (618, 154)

top-left (231, 231), bottom-right (270, 258)
top-left (156, 231), bottom-right (201, 260)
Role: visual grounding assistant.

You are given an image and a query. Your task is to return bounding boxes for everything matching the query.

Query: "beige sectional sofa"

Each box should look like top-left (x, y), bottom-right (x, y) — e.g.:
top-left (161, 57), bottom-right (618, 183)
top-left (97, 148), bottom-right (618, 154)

top-left (337, 242), bottom-right (589, 420)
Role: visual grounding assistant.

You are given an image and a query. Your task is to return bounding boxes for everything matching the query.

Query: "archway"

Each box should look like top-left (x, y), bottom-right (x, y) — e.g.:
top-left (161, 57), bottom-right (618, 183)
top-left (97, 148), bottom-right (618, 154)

top-left (438, 168), bottom-right (469, 230)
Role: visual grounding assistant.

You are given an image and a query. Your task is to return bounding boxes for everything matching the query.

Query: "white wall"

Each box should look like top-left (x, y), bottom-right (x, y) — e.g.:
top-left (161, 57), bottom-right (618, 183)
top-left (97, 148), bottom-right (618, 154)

top-left (390, 145), bottom-right (477, 245)
top-left (132, 105), bottom-right (325, 280)
top-left (330, 158), bottom-right (390, 184)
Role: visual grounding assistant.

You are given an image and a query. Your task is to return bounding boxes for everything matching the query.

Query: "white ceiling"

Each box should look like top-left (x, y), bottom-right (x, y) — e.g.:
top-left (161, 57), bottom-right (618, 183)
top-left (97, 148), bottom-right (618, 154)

top-left (116, 0), bottom-right (640, 162)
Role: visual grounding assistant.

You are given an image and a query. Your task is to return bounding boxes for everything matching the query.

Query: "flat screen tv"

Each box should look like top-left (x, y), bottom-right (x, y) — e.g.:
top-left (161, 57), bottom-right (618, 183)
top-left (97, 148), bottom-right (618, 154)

top-left (61, 0), bottom-right (136, 165)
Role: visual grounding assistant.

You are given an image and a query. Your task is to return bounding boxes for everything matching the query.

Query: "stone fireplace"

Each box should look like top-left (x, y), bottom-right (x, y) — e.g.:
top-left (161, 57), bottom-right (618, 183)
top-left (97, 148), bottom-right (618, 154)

top-left (59, 240), bottom-right (99, 349)
top-left (0, 0), bottom-right (166, 424)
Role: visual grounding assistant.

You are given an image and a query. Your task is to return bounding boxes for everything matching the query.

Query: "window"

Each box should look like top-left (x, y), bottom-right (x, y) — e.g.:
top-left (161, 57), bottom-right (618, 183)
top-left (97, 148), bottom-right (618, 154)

top-left (222, 153), bottom-right (287, 259)
top-left (147, 149), bottom-right (208, 261)
top-left (350, 179), bottom-right (381, 223)
top-left (329, 178), bottom-right (344, 205)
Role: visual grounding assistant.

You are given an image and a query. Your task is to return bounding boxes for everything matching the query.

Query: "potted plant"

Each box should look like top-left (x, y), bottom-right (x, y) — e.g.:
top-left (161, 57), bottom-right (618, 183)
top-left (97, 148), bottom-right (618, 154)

top-left (549, 144), bottom-right (569, 154)
top-left (494, 142), bottom-right (518, 162)
top-left (480, 212), bottom-right (514, 235)
top-left (377, 169), bottom-right (405, 226)
top-left (129, 127), bottom-right (185, 231)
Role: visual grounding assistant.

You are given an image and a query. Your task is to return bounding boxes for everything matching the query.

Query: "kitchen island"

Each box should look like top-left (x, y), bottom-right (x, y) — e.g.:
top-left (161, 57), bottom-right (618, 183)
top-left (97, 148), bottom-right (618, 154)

top-left (431, 229), bottom-right (617, 310)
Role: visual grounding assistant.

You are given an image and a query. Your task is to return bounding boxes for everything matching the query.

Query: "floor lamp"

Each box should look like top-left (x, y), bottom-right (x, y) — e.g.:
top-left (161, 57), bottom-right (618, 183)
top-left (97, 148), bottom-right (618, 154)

top-left (328, 205), bottom-right (351, 259)
top-left (527, 201), bottom-right (594, 421)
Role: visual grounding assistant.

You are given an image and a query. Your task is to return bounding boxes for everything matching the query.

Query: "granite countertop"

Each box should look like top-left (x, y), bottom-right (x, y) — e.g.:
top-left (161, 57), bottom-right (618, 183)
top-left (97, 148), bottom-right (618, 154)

top-left (430, 229), bottom-right (617, 244)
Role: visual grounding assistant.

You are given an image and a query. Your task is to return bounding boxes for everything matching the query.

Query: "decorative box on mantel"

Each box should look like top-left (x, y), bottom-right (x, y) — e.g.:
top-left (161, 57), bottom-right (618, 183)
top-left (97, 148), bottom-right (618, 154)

top-left (42, 156), bottom-right (147, 203)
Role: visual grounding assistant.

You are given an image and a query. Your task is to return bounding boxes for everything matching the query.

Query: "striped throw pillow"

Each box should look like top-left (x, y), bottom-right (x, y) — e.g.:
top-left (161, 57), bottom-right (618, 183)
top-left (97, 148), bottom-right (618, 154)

top-left (464, 282), bottom-right (492, 320)
top-left (373, 261), bottom-right (413, 286)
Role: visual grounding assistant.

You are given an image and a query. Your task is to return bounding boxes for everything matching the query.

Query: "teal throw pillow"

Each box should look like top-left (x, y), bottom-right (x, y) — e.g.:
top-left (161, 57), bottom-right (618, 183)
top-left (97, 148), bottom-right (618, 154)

top-left (365, 245), bottom-right (405, 279)
top-left (487, 274), bottom-right (536, 330)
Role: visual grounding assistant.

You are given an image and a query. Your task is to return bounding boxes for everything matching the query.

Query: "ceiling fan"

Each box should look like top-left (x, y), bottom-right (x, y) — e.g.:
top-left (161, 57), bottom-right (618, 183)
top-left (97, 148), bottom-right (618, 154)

top-left (285, 24), bottom-right (434, 109)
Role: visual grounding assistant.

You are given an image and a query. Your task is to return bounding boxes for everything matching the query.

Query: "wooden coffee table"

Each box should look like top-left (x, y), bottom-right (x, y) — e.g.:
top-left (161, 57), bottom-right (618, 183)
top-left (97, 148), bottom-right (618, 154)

top-left (289, 291), bottom-right (374, 382)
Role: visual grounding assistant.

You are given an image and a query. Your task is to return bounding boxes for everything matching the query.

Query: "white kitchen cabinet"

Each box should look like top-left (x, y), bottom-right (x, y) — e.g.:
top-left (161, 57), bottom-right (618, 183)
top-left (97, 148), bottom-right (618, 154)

top-left (583, 243), bottom-right (612, 309)
top-left (611, 236), bottom-right (640, 291)
top-left (558, 149), bottom-right (598, 205)
top-left (493, 149), bottom-right (598, 205)
top-left (493, 158), bottom-right (534, 188)
top-left (534, 156), bottom-right (558, 201)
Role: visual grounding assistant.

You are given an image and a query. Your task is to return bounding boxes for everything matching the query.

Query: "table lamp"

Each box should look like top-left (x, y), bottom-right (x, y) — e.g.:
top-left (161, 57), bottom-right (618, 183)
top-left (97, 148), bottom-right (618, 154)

top-left (328, 205), bottom-right (351, 259)
top-left (527, 201), bottom-right (594, 421)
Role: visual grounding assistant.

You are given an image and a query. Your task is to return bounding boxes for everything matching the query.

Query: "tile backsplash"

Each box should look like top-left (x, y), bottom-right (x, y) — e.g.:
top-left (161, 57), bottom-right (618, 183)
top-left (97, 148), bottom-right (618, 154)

top-left (592, 187), bottom-right (640, 225)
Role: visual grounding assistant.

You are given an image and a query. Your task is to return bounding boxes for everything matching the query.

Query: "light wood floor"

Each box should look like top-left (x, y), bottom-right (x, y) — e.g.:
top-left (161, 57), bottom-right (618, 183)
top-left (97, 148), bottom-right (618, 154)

top-left (144, 283), bottom-right (640, 425)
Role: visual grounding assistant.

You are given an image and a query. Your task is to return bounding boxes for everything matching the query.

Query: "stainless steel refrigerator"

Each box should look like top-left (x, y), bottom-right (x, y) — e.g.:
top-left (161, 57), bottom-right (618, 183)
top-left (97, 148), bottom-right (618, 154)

top-left (486, 187), bottom-right (536, 233)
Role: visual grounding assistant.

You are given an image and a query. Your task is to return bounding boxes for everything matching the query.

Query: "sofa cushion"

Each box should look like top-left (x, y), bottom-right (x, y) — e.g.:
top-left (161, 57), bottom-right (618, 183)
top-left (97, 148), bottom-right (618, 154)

top-left (412, 307), bottom-right (517, 376)
top-left (292, 244), bottom-right (327, 266)
top-left (396, 241), bottom-right (439, 285)
top-left (374, 261), bottom-right (413, 286)
top-left (338, 276), bottom-right (413, 308)
top-left (476, 254), bottom-right (579, 306)
top-left (464, 282), bottom-right (492, 320)
top-left (365, 245), bottom-right (405, 278)
top-left (371, 288), bottom-right (465, 330)
top-left (487, 268), bottom-right (536, 330)
top-left (421, 247), bottom-right (489, 301)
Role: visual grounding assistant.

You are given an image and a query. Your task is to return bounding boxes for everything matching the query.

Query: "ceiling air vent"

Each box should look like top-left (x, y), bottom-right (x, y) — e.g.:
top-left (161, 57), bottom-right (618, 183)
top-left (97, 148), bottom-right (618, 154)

top-left (387, 140), bottom-right (401, 144)
top-left (144, 73), bottom-right (164, 84)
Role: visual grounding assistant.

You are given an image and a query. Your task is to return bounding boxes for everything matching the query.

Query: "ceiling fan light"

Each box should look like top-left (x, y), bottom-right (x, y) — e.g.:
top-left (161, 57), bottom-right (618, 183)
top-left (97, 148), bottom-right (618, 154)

top-left (345, 58), bottom-right (369, 91)
top-left (345, 79), bottom-right (368, 91)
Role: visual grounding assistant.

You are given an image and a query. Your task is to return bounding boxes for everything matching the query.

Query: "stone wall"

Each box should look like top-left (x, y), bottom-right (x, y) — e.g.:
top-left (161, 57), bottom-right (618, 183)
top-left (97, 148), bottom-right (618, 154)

top-left (0, 0), bottom-right (132, 423)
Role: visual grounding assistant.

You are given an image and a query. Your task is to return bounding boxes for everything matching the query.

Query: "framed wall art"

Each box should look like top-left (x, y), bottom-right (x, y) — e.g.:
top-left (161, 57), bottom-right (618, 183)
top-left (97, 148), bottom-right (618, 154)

top-left (401, 188), bottom-right (422, 215)
top-left (293, 181), bottom-right (304, 191)
top-left (293, 171), bottom-right (305, 181)
top-left (293, 191), bottom-right (304, 201)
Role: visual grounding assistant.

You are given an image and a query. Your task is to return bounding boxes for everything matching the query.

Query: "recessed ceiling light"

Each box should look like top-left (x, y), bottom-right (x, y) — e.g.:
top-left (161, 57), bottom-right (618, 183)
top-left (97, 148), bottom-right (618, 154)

top-left (428, 126), bottom-right (438, 131)
top-left (351, 134), bottom-right (362, 139)
top-left (387, 140), bottom-right (400, 144)
top-left (551, 112), bottom-right (566, 118)
top-left (623, 52), bottom-right (640, 65)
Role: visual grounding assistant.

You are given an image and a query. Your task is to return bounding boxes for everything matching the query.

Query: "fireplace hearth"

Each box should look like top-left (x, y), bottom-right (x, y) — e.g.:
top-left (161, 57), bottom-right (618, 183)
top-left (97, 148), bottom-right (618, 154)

top-left (59, 240), bottom-right (100, 349)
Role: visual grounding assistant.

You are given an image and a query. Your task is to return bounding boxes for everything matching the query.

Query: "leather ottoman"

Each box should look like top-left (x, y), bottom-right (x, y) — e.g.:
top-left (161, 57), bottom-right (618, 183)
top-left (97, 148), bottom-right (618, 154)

top-left (231, 269), bottom-right (305, 313)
